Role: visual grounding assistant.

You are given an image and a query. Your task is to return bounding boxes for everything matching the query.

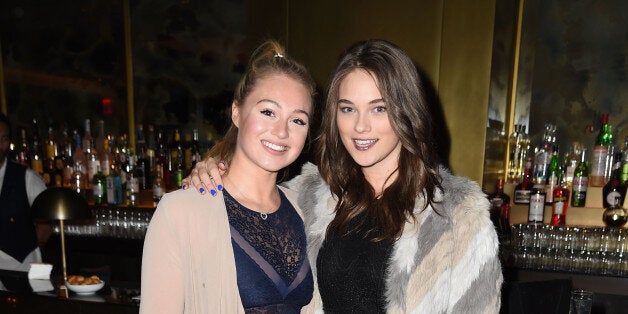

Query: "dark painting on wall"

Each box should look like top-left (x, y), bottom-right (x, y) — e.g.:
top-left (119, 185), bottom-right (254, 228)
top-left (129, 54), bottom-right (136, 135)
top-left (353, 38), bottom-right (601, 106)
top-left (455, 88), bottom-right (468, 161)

top-left (485, 0), bottom-right (628, 191)
top-left (517, 0), bottom-right (628, 154)
top-left (0, 0), bottom-right (247, 149)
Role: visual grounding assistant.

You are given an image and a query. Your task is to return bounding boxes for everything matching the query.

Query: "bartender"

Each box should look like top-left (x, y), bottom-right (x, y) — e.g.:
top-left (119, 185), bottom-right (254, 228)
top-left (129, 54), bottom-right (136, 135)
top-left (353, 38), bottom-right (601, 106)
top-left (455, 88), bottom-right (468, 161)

top-left (0, 113), bottom-right (49, 272)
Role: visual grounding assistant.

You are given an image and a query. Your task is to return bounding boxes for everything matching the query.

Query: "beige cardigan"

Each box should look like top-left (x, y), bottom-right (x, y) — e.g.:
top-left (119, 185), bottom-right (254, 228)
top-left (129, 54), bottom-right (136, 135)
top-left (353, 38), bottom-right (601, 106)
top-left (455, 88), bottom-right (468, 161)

top-left (140, 187), bottom-right (320, 313)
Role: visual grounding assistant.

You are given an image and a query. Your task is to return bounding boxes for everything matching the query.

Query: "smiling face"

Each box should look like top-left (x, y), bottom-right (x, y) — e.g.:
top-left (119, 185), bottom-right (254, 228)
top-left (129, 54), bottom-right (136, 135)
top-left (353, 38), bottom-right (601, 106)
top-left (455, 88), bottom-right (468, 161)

top-left (231, 73), bottom-right (312, 174)
top-left (336, 69), bottom-right (401, 175)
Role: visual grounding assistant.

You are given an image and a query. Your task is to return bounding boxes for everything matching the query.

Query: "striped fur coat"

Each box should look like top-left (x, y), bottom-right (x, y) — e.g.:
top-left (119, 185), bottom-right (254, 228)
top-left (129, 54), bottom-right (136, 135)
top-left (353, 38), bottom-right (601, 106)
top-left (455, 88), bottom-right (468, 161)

top-left (285, 163), bottom-right (503, 313)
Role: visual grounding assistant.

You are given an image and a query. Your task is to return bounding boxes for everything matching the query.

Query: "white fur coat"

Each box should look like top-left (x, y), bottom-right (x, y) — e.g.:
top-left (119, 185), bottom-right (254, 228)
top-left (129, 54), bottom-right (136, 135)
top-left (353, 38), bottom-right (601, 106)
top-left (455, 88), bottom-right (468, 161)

top-left (284, 163), bottom-right (503, 313)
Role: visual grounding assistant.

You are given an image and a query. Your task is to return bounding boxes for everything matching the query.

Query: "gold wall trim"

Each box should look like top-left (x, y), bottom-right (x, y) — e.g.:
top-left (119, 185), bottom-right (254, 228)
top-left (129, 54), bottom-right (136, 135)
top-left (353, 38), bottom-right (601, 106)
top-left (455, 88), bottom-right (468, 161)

top-left (124, 0), bottom-right (135, 152)
top-left (504, 0), bottom-right (525, 179)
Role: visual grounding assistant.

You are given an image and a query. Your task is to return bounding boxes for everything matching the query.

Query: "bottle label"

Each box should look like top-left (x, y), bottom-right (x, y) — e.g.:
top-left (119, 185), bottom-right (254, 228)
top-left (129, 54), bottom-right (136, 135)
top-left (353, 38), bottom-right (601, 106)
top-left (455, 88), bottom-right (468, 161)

top-left (87, 160), bottom-right (100, 181)
top-left (606, 191), bottom-right (622, 207)
top-left (128, 177), bottom-right (140, 192)
top-left (93, 183), bottom-right (104, 197)
top-left (106, 177), bottom-right (115, 204)
top-left (153, 185), bottom-right (164, 199)
top-left (553, 201), bottom-right (565, 215)
top-left (590, 146), bottom-right (608, 177)
top-left (572, 177), bottom-right (588, 192)
top-left (529, 193), bottom-right (545, 222)
top-left (514, 190), bottom-right (531, 203)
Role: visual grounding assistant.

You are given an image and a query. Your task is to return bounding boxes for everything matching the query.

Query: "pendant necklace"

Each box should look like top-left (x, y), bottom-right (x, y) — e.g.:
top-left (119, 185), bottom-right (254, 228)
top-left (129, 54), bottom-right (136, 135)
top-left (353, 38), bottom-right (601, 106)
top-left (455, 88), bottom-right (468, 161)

top-left (224, 176), bottom-right (276, 220)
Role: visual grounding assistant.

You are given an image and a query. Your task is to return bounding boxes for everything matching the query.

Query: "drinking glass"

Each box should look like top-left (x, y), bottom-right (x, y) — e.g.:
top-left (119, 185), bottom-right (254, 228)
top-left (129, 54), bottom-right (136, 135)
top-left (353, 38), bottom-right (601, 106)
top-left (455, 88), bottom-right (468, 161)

top-left (569, 289), bottom-right (593, 314)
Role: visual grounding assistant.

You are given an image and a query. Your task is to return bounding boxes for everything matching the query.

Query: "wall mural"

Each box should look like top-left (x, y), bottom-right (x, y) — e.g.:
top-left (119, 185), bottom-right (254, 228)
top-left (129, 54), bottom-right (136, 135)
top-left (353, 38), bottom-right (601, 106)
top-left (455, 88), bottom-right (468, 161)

top-left (0, 0), bottom-right (247, 147)
top-left (485, 0), bottom-right (628, 191)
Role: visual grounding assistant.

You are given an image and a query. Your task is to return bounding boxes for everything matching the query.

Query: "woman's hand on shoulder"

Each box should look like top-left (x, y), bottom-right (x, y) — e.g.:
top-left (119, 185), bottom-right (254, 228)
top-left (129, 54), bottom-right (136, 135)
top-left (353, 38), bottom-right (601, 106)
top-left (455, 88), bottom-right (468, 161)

top-left (181, 157), bottom-right (227, 196)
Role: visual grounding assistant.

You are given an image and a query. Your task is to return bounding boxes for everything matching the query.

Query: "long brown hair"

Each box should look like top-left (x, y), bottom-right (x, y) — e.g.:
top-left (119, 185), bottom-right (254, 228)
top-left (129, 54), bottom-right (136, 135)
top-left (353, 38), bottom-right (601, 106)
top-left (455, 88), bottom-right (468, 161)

top-left (208, 40), bottom-right (316, 166)
top-left (318, 39), bottom-right (442, 241)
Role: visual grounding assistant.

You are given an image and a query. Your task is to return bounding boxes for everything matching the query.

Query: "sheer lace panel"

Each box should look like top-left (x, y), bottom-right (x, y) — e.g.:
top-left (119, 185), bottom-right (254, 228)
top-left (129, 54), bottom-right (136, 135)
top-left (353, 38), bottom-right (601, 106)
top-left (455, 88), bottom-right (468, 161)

top-left (224, 189), bottom-right (306, 283)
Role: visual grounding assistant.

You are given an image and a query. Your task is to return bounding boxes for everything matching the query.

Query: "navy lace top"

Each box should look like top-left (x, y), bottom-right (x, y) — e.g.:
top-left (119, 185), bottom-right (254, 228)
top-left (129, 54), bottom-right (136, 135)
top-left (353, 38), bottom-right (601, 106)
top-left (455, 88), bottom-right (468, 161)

top-left (317, 212), bottom-right (394, 313)
top-left (225, 188), bottom-right (313, 313)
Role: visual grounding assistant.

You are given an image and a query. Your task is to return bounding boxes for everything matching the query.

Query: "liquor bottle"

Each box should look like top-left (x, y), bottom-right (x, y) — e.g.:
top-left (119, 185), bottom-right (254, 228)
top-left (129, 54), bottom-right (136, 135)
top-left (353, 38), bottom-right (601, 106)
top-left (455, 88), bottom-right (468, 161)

top-left (135, 125), bottom-right (149, 190)
top-left (82, 119), bottom-right (93, 155)
top-left (92, 164), bottom-right (107, 205)
top-left (106, 163), bottom-right (123, 205)
top-left (70, 160), bottom-right (87, 198)
top-left (563, 141), bottom-right (582, 187)
top-left (571, 148), bottom-right (589, 207)
top-left (532, 123), bottom-right (556, 185)
top-left (514, 157), bottom-right (534, 204)
top-left (189, 128), bottom-right (202, 172)
top-left (43, 126), bottom-right (58, 187)
top-left (590, 113), bottom-right (613, 187)
top-left (152, 165), bottom-right (165, 206)
top-left (59, 126), bottom-right (74, 187)
top-left (16, 128), bottom-right (30, 167)
top-left (545, 147), bottom-right (561, 204)
top-left (622, 136), bottom-right (628, 185)
top-left (603, 196), bottom-right (628, 228)
top-left (550, 173), bottom-right (570, 226)
top-left (30, 119), bottom-right (44, 176)
top-left (155, 129), bottom-right (171, 190)
top-left (528, 183), bottom-right (546, 225)
top-left (507, 124), bottom-right (530, 183)
top-left (126, 155), bottom-right (140, 207)
top-left (170, 128), bottom-right (184, 189)
top-left (602, 150), bottom-right (626, 209)
top-left (100, 135), bottom-right (113, 177)
top-left (146, 125), bottom-right (156, 181)
top-left (488, 178), bottom-right (511, 237)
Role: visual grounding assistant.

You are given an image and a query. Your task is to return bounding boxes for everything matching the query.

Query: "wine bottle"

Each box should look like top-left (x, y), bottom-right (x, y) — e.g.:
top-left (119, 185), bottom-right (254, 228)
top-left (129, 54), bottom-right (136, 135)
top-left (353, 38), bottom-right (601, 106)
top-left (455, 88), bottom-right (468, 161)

top-left (514, 157), bottom-right (534, 204)
top-left (602, 150), bottom-right (626, 209)
top-left (590, 113), bottom-right (613, 187)
top-left (488, 178), bottom-right (511, 237)
top-left (571, 148), bottom-right (589, 207)
top-left (92, 164), bottom-right (107, 205)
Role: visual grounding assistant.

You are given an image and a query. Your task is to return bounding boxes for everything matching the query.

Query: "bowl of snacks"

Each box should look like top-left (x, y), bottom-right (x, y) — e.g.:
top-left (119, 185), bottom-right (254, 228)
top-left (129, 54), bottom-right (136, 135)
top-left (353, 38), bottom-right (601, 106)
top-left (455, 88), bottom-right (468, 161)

top-left (66, 275), bottom-right (104, 295)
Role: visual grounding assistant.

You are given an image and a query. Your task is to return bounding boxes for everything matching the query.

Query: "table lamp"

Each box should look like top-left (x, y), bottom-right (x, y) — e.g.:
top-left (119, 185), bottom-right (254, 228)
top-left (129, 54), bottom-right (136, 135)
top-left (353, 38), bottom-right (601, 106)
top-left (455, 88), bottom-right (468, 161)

top-left (32, 187), bottom-right (91, 283)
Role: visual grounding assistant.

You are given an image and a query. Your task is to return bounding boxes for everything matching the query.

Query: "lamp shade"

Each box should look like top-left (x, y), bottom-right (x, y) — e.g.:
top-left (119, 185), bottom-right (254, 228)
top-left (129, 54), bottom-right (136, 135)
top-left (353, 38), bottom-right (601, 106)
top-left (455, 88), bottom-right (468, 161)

top-left (32, 187), bottom-right (91, 221)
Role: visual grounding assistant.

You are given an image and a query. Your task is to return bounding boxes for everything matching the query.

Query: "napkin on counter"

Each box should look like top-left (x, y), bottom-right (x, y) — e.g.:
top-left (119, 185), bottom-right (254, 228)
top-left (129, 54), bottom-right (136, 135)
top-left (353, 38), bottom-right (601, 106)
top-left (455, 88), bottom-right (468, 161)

top-left (29, 279), bottom-right (54, 292)
top-left (28, 263), bottom-right (53, 280)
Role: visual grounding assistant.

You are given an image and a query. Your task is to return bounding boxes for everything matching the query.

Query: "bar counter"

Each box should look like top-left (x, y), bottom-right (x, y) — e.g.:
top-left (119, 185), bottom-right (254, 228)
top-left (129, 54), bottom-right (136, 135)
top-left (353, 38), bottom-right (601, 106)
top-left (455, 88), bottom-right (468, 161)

top-left (0, 269), bottom-right (139, 314)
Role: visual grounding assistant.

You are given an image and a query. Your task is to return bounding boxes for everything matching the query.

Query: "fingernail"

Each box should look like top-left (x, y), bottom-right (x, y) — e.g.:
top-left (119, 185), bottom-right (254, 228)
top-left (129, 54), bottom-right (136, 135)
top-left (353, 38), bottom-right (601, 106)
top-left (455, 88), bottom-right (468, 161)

top-left (182, 184), bottom-right (187, 190)
top-left (217, 184), bottom-right (223, 191)
top-left (210, 189), bottom-right (217, 196)
top-left (199, 187), bottom-right (205, 194)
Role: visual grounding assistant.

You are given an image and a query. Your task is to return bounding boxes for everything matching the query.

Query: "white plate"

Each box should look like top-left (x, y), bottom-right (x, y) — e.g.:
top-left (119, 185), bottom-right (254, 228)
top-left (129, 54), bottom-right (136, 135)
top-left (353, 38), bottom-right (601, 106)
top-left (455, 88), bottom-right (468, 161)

top-left (65, 281), bottom-right (105, 295)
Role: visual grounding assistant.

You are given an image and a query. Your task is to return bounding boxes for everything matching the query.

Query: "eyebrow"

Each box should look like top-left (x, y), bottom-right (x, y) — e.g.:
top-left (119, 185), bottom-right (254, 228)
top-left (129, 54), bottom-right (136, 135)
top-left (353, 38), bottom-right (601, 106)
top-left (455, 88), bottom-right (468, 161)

top-left (257, 98), bottom-right (311, 119)
top-left (337, 98), bottom-right (385, 105)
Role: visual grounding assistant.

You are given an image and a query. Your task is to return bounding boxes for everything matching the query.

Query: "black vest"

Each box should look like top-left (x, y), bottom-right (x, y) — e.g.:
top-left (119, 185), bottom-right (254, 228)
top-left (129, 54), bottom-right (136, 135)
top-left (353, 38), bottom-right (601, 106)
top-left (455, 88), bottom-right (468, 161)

top-left (0, 161), bottom-right (38, 263)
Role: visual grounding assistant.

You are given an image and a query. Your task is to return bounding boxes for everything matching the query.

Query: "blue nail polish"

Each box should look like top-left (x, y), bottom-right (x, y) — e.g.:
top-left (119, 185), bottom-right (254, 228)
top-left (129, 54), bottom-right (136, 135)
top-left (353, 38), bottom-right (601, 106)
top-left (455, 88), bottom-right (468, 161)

top-left (182, 184), bottom-right (187, 190)
top-left (199, 187), bottom-right (205, 194)
top-left (210, 189), bottom-right (217, 196)
top-left (217, 184), bottom-right (223, 191)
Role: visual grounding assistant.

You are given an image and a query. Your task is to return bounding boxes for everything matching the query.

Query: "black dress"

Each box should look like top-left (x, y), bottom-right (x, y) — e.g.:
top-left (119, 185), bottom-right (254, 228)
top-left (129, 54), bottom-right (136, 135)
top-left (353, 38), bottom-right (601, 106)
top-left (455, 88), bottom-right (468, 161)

top-left (316, 212), bottom-right (394, 313)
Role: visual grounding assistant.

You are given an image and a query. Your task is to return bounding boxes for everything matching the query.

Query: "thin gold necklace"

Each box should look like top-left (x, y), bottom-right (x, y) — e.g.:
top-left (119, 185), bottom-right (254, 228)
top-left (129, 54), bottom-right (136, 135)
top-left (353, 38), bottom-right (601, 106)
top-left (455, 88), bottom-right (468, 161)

top-left (224, 176), bottom-right (277, 220)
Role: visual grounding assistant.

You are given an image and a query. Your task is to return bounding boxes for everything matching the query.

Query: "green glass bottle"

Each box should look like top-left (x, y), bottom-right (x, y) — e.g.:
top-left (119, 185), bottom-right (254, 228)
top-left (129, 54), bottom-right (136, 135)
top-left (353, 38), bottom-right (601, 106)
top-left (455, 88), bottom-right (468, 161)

top-left (572, 148), bottom-right (589, 207)
top-left (590, 113), bottom-right (613, 187)
top-left (92, 164), bottom-right (107, 205)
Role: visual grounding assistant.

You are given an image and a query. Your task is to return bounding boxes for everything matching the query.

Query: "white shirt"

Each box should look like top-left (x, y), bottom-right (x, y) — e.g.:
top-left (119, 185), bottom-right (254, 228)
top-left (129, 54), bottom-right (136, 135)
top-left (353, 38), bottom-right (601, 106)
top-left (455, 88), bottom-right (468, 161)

top-left (0, 157), bottom-right (47, 271)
